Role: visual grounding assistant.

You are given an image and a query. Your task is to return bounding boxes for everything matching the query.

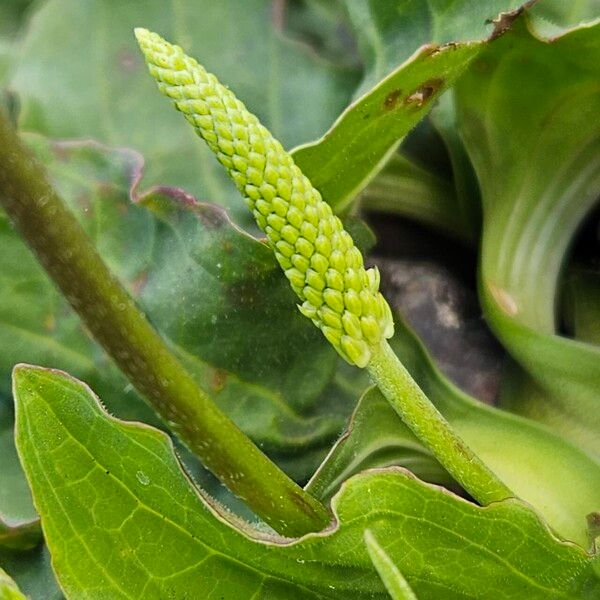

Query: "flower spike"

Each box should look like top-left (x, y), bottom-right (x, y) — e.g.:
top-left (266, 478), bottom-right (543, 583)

top-left (135, 28), bottom-right (394, 367)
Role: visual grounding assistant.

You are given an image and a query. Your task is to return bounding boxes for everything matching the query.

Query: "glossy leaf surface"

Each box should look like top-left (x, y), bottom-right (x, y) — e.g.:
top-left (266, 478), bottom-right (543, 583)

top-left (13, 365), bottom-right (598, 600)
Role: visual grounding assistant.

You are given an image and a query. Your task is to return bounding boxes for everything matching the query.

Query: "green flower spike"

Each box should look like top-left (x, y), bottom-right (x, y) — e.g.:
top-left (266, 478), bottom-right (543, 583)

top-left (135, 28), bottom-right (394, 368)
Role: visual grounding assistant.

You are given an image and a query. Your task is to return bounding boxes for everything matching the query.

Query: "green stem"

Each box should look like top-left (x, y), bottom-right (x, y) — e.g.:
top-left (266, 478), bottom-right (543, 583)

top-left (0, 114), bottom-right (330, 537)
top-left (368, 340), bottom-right (512, 504)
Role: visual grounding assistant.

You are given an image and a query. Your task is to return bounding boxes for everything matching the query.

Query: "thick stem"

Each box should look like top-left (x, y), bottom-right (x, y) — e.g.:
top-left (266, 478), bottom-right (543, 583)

top-left (368, 340), bottom-right (512, 504)
top-left (0, 114), bottom-right (330, 537)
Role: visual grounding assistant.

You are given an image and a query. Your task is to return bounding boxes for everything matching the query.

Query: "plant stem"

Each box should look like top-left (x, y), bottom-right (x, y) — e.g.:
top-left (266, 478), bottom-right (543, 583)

top-left (0, 114), bottom-right (330, 537)
top-left (368, 340), bottom-right (512, 504)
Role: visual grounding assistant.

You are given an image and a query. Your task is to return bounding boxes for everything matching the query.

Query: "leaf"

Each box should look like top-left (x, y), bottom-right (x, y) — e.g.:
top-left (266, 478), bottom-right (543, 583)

top-left (13, 364), bottom-right (598, 599)
top-left (309, 313), bottom-right (600, 548)
top-left (306, 386), bottom-right (454, 502)
top-left (364, 530), bottom-right (418, 600)
top-left (0, 567), bottom-right (26, 600)
top-left (455, 17), bottom-right (600, 456)
top-left (0, 137), bottom-right (159, 425)
top-left (0, 0), bottom-right (31, 86)
top-left (292, 41), bottom-right (478, 213)
top-left (527, 0), bottom-right (600, 37)
top-left (9, 0), bottom-right (358, 226)
top-left (358, 152), bottom-right (466, 240)
top-left (0, 399), bottom-right (40, 551)
top-left (342, 0), bottom-right (530, 95)
top-left (0, 546), bottom-right (62, 600)
top-left (291, 0), bottom-right (531, 214)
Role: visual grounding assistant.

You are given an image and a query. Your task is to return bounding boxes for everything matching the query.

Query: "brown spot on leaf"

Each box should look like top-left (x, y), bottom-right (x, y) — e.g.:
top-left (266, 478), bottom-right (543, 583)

top-left (488, 1), bottom-right (535, 41)
top-left (428, 42), bottom-right (459, 57)
top-left (383, 89), bottom-right (402, 111)
top-left (210, 368), bottom-right (228, 392)
top-left (405, 79), bottom-right (444, 108)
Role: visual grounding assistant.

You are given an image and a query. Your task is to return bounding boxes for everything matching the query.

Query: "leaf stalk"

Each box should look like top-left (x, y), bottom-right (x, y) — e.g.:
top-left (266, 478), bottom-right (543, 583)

top-left (368, 339), bottom-right (512, 504)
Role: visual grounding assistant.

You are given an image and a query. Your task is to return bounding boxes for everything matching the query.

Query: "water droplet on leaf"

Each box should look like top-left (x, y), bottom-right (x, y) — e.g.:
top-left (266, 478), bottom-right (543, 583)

top-left (136, 470), bottom-right (150, 485)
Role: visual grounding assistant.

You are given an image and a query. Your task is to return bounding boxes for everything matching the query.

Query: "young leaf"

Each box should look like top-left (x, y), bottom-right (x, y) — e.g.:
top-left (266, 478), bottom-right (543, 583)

top-left (455, 18), bottom-right (600, 456)
top-left (13, 365), bottom-right (598, 599)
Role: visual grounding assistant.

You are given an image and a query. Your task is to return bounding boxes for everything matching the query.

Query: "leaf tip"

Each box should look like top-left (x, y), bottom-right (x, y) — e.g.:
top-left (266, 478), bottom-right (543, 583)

top-left (11, 362), bottom-right (41, 391)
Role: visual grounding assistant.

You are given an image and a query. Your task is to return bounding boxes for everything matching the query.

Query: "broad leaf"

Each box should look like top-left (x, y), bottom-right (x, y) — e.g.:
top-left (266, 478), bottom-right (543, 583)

top-left (292, 0), bottom-right (529, 214)
top-left (455, 17), bottom-right (600, 456)
top-left (292, 41), bottom-right (478, 212)
top-left (9, 0), bottom-right (358, 225)
top-left (13, 365), bottom-right (598, 599)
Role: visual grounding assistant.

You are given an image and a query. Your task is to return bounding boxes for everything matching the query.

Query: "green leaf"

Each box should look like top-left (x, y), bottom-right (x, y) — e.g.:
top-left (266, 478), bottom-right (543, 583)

top-left (13, 364), bottom-right (598, 599)
top-left (527, 0), bottom-right (600, 37)
top-left (292, 0), bottom-right (530, 214)
top-left (358, 152), bottom-right (466, 240)
top-left (0, 0), bottom-right (32, 86)
top-left (292, 41), bottom-right (478, 213)
top-left (0, 546), bottom-right (62, 600)
top-left (0, 568), bottom-right (26, 600)
top-left (0, 399), bottom-right (40, 551)
top-left (342, 0), bottom-right (528, 95)
top-left (306, 386), bottom-right (454, 502)
top-left (455, 17), bottom-right (600, 456)
top-left (0, 137), bottom-right (159, 425)
top-left (9, 0), bottom-right (358, 225)
top-left (310, 313), bottom-right (600, 548)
